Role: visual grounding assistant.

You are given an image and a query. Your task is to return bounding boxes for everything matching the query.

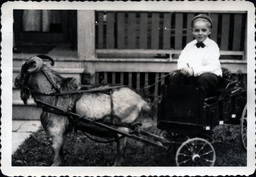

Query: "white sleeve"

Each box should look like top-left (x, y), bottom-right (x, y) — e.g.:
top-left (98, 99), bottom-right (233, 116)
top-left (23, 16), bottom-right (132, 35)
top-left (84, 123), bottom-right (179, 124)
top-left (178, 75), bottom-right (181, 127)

top-left (177, 45), bottom-right (189, 70)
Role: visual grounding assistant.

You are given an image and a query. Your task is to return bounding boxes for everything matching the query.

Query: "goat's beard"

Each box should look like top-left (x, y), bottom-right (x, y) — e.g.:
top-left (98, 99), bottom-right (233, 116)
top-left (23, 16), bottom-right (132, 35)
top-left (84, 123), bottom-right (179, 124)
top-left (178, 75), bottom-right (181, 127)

top-left (20, 87), bottom-right (30, 104)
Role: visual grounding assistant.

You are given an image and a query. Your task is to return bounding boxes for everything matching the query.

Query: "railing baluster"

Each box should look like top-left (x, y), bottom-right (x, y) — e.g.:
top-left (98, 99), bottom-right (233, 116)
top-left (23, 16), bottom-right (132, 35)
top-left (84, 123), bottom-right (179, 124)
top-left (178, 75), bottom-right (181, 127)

top-left (186, 13), bottom-right (194, 44)
top-left (136, 72), bottom-right (140, 90)
top-left (95, 72), bottom-right (99, 85)
top-left (175, 13), bottom-right (183, 50)
top-left (103, 72), bottom-right (108, 84)
top-left (210, 13), bottom-right (219, 44)
top-left (154, 73), bottom-right (159, 101)
top-left (151, 13), bottom-right (160, 49)
top-left (139, 13), bottom-right (148, 49)
top-left (106, 12), bottom-right (115, 49)
top-left (112, 72), bottom-right (116, 84)
top-left (163, 13), bottom-right (171, 49)
top-left (233, 14), bottom-right (242, 51)
top-left (220, 14), bottom-right (230, 50)
top-left (117, 12), bottom-right (125, 49)
top-left (128, 12), bottom-right (137, 49)
top-left (120, 72), bottom-right (124, 86)
top-left (97, 12), bottom-right (104, 49)
top-left (128, 72), bottom-right (132, 87)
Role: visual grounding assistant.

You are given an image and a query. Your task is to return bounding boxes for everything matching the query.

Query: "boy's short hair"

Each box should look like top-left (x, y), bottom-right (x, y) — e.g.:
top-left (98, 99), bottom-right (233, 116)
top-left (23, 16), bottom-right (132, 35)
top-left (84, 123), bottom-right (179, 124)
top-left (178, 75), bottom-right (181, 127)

top-left (191, 14), bottom-right (213, 28)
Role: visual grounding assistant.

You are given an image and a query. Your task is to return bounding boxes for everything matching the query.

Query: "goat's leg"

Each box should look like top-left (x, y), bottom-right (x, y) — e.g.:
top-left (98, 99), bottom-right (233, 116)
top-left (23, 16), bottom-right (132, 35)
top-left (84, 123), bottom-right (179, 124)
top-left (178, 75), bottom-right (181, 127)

top-left (51, 132), bottom-right (65, 166)
top-left (113, 134), bottom-right (127, 166)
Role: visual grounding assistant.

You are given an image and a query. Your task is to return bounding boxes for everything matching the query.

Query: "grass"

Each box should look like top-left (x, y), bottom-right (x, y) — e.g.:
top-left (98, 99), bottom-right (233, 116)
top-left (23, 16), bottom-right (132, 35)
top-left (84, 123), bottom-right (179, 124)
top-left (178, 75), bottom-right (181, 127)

top-left (12, 123), bottom-right (246, 166)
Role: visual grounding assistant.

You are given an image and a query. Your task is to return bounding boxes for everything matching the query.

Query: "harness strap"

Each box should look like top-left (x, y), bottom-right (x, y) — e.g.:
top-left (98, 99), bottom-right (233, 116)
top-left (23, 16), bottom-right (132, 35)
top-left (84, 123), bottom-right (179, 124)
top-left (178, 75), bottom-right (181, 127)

top-left (41, 104), bottom-right (140, 130)
top-left (109, 89), bottom-right (115, 124)
top-left (42, 105), bottom-right (67, 116)
top-left (26, 85), bottom-right (124, 96)
top-left (41, 69), bottom-right (60, 93)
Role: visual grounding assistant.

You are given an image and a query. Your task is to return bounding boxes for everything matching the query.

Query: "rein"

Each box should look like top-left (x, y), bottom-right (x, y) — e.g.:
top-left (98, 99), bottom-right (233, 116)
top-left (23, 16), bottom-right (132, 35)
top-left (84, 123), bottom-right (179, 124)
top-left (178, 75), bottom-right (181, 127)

top-left (25, 85), bottom-right (124, 96)
top-left (26, 68), bottom-right (171, 97)
top-left (79, 130), bottom-right (125, 143)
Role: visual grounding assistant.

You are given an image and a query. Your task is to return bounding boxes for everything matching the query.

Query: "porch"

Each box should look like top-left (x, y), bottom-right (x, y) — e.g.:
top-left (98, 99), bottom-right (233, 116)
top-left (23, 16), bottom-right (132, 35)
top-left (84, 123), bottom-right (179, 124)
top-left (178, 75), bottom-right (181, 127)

top-left (13, 10), bottom-right (248, 120)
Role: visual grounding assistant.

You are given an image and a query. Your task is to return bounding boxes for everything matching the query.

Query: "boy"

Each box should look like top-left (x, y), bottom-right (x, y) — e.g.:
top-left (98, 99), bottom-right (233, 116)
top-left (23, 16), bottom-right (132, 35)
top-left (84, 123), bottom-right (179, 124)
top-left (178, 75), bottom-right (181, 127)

top-left (170, 14), bottom-right (222, 96)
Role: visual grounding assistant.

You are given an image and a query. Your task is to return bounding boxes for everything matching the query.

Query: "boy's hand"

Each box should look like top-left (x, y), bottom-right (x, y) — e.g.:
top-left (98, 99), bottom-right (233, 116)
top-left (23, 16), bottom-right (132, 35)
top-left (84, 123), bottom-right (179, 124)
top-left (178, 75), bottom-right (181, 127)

top-left (181, 67), bottom-right (194, 77)
top-left (186, 67), bottom-right (194, 76)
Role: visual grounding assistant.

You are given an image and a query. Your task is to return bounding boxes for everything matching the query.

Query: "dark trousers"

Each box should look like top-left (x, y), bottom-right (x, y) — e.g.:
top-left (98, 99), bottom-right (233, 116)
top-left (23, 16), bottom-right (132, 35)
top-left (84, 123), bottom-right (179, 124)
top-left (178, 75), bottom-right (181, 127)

top-left (169, 70), bottom-right (221, 97)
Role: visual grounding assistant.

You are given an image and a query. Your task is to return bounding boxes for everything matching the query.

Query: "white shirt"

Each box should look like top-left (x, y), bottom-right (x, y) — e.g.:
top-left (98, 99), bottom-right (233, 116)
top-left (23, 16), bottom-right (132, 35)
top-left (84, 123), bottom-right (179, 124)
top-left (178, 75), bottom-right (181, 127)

top-left (177, 37), bottom-right (222, 77)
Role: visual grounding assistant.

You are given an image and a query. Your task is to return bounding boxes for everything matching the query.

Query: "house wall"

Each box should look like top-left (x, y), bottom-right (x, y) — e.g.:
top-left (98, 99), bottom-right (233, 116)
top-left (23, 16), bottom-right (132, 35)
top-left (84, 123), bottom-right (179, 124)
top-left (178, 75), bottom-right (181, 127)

top-left (13, 10), bottom-right (248, 120)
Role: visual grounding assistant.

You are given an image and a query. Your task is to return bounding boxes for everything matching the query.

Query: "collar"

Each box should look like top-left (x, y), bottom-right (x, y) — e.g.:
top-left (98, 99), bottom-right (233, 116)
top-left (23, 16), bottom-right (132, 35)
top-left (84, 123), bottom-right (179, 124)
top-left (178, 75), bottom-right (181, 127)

top-left (193, 37), bottom-right (210, 47)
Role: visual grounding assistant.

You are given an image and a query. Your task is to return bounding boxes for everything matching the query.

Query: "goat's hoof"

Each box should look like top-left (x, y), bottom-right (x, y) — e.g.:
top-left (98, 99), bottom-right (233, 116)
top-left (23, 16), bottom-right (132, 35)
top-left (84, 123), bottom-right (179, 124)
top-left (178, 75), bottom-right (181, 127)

top-left (51, 162), bottom-right (62, 166)
top-left (112, 161), bottom-right (122, 166)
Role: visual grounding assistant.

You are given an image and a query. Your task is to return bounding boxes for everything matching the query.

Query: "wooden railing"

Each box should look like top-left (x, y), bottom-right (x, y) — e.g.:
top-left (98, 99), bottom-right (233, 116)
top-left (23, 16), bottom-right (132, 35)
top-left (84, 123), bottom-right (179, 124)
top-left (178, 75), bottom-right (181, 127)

top-left (77, 10), bottom-right (247, 100)
top-left (95, 11), bottom-right (247, 60)
top-left (94, 71), bottom-right (171, 101)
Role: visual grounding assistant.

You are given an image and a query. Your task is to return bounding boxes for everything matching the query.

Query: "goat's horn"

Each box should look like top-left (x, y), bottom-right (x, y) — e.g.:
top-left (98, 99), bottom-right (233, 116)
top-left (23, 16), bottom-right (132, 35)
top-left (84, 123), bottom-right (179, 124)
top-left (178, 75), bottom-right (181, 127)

top-left (27, 56), bottom-right (43, 73)
top-left (36, 54), bottom-right (54, 66)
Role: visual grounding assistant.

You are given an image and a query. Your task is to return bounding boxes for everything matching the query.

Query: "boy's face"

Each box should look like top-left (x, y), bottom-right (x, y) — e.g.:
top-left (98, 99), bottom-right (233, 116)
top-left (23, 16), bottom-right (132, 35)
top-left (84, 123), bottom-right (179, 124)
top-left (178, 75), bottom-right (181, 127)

top-left (192, 20), bottom-right (211, 43)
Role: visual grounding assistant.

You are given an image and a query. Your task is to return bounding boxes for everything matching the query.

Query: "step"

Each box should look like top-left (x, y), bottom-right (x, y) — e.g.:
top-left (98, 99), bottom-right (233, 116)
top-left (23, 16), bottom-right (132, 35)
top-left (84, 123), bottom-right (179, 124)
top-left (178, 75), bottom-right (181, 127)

top-left (13, 58), bottom-right (85, 82)
top-left (13, 67), bottom-right (84, 83)
top-left (13, 88), bottom-right (35, 104)
top-left (13, 58), bottom-right (85, 68)
top-left (13, 85), bottom-right (42, 121)
top-left (13, 73), bottom-right (82, 84)
top-left (13, 104), bottom-right (41, 120)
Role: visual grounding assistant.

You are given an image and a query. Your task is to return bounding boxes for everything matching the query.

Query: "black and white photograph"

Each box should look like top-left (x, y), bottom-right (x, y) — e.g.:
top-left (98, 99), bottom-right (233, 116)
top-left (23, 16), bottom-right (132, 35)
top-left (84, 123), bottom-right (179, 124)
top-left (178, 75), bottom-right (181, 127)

top-left (1, 1), bottom-right (255, 176)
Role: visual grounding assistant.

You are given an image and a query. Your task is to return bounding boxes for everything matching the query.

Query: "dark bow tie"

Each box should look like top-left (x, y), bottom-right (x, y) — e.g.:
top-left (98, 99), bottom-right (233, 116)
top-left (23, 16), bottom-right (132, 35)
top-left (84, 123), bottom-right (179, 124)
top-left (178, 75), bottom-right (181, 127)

top-left (196, 42), bottom-right (205, 48)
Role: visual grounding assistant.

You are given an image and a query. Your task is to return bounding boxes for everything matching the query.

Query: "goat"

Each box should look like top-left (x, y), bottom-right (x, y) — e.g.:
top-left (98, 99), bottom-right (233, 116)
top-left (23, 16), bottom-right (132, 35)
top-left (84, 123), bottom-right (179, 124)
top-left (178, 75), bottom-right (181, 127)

top-left (14, 55), bottom-right (153, 166)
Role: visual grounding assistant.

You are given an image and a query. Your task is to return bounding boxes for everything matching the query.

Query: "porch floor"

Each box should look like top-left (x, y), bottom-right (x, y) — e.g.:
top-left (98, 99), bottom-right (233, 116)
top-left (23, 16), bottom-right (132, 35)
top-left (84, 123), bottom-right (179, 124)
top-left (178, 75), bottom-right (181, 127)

top-left (14, 43), bottom-right (78, 60)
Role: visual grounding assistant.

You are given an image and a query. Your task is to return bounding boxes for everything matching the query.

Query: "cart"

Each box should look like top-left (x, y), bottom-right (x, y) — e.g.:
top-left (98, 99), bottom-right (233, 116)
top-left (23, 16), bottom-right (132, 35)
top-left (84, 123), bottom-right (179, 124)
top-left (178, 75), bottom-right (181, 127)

top-left (157, 76), bottom-right (247, 166)
top-left (36, 75), bottom-right (247, 167)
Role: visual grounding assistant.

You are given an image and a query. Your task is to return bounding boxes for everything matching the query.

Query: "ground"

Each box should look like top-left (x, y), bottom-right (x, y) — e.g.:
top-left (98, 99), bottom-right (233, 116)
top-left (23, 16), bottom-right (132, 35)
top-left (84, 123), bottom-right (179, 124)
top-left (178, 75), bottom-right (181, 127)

top-left (12, 123), bottom-right (246, 166)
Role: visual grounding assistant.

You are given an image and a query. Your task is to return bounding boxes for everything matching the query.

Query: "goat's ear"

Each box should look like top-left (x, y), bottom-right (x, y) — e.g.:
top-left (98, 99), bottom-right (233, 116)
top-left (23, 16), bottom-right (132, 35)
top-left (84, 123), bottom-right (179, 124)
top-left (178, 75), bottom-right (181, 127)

top-left (36, 54), bottom-right (55, 66)
top-left (27, 56), bottom-right (44, 73)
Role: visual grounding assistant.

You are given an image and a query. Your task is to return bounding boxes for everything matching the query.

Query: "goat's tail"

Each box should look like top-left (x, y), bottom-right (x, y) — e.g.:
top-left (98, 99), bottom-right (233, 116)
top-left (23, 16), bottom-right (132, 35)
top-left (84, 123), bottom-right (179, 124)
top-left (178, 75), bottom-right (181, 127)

top-left (140, 99), bottom-right (155, 120)
top-left (142, 101), bottom-right (151, 112)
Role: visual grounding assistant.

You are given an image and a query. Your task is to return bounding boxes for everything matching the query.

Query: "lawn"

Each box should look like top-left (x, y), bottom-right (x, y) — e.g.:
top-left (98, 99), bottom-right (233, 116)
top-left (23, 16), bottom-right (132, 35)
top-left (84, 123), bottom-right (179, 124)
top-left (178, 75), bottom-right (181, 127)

top-left (12, 123), bottom-right (246, 166)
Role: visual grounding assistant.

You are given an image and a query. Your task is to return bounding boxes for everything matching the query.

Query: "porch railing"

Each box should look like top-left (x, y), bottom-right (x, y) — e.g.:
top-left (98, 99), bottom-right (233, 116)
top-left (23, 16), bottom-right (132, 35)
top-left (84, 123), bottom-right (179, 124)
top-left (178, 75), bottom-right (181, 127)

top-left (95, 11), bottom-right (247, 60)
top-left (78, 10), bottom-right (247, 100)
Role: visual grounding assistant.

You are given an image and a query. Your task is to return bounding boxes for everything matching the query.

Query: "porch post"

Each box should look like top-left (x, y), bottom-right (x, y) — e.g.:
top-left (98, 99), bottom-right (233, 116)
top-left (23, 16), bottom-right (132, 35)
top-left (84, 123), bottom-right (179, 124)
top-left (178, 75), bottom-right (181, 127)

top-left (77, 10), bottom-right (96, 60)
top-left (77, 10), bottom-right (96, 85)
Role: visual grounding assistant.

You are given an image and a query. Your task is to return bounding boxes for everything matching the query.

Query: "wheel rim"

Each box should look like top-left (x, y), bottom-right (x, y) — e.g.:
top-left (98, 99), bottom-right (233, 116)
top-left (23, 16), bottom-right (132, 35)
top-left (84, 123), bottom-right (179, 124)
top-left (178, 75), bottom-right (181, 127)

top-left (241, 104), bottom-right (247, 150)
top-left (175, 138), bottom-right (216, 166)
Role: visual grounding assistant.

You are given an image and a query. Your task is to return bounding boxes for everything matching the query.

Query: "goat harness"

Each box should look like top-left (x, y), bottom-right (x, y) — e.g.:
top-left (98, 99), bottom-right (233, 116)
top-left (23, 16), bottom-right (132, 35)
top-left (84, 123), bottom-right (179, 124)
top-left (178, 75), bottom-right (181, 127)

top-left (25, 69), bottom-right (141, 130)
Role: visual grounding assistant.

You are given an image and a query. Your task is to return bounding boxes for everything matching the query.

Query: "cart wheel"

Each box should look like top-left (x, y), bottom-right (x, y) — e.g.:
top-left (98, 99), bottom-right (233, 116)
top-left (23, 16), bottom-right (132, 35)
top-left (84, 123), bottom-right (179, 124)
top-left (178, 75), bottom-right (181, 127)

top-left (175, 138), bottom-right (216, 166)
top-left (241, 104), bottom-right (247, 150)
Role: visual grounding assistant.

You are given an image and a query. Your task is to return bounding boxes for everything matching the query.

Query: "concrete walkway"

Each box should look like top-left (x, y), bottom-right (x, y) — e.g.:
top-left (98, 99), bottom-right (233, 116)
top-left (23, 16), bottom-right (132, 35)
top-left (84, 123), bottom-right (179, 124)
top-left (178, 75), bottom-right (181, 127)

top-left (12, 120), bottom-right (41, 154)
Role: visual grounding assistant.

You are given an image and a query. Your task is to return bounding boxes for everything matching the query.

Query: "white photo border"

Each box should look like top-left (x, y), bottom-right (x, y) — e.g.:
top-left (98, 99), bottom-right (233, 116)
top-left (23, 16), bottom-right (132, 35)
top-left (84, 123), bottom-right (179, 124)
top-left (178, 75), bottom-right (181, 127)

top-left (1, 1), bottom-right (255, 176)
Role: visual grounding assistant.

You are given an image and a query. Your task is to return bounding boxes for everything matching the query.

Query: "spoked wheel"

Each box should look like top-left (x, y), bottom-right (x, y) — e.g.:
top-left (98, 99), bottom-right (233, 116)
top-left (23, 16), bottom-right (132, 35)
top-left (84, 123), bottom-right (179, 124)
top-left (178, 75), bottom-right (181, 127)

top-left (175, 137), bottom-right (216, 166)
top-left (241, 104), bottom-right (247, 150)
